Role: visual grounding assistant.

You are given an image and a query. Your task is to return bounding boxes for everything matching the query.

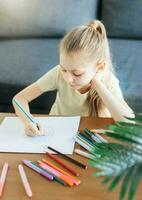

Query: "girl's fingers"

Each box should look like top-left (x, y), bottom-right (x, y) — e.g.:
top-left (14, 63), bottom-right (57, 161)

top-left (30, 123), bottom-right (41, 135)
top-left (36, 122), bottom-right (45, 135)
top-left (24, 122), bottom-right (45, 136)
top-left (25, 123), bottom-right (40, 136)
top-left (24, 126), bottom-right (35, 137)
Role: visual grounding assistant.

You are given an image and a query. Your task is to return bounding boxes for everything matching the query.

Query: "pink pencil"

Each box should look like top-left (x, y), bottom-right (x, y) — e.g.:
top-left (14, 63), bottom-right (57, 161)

top-left (18, 164), bottom-right (32, 197)
top-left (0, 163), bottom-right (9, 197)
top-left (38, 161), bottom-right (73, 186)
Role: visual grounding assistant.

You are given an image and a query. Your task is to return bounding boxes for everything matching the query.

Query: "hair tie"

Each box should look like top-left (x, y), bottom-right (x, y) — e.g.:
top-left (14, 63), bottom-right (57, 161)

top-left (88, 23), bottom-right (97, 31)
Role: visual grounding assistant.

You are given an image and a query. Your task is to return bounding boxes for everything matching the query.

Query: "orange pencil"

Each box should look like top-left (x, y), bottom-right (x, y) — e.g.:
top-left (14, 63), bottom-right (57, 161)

top-left (46, 152), bottom-right (80, 176)
top-left (38, 161), bottom-right (74, 187)
top-left (42, 159), bottom-right (81, 186)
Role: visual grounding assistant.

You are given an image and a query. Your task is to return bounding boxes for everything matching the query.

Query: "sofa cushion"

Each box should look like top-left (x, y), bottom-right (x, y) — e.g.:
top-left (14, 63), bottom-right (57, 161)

top-left (101, 0), bottom-right (142, 39)
top-left (0, 38), bottom-right (60, 86)
top-left (0, 38), bottom-right (60, 113)
top-left (0, 0), bottom-right (99, 38)
top-left (109, 38), bottom-right (142, 112)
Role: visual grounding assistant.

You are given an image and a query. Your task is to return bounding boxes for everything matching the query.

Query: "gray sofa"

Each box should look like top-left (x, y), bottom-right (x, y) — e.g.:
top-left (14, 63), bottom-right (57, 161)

top-left (0, 0), bottom-right (141, 114)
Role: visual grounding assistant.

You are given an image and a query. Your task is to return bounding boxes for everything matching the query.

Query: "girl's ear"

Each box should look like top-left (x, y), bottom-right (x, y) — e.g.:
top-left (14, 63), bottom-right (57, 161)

top-left (96, 62), bottom-right (106, 73)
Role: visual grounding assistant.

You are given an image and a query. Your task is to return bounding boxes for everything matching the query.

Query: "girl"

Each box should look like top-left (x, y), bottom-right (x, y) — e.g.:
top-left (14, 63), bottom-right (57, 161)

top-left (13, 20), bottom-right (134, 136)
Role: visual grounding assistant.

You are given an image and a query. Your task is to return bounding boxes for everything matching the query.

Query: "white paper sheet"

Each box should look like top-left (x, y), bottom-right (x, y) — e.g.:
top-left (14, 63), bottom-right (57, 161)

top-left (0, 116), bottom-right (80, 154)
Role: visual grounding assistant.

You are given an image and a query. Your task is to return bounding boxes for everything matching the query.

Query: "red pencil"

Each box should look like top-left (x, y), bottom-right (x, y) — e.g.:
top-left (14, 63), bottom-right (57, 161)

top-left (46, 152), bottom-right (80, 176)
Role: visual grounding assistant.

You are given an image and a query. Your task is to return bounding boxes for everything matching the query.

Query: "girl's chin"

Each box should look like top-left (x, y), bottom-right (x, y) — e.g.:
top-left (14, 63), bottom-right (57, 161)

top-left (69, 80), bottom-right (92, 90)
top-left (70, 83), bottom-right (91, 93)
top-left (70, 84), bottom-right (81, 90)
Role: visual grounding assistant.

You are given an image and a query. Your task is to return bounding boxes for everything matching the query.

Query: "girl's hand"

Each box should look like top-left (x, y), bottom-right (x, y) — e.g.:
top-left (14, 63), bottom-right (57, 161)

top-left (24, 122), bottom-right (44, 137)
top-left (91, 71), bottom-right (104, 88)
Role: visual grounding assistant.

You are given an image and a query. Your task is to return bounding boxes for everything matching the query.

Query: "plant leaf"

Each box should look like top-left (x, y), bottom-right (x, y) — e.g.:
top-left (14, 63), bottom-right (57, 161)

top-left (120, 166), bottom-right (134, 200)
top-left (128, 164), bottom-right (142, 200)
top-left (89, 112), bottom-right (142, 200)
top-left (108, 173), bottom-right (125, 191)
top-left (102, 176), bottom-right (113, 185)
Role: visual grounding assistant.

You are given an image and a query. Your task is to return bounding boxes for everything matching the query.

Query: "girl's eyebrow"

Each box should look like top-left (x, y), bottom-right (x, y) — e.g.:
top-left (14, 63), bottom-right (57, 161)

top-left (60, 64), bottom-right (84, 73)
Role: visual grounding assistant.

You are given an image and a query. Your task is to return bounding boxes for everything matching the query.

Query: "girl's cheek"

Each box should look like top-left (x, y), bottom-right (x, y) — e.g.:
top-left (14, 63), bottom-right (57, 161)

top-left (61, 72), bottom-right (67, 81)
top-left (78, 74), bottom-right (94, 85)
top-left (62, 73), bottom-right (65, 81)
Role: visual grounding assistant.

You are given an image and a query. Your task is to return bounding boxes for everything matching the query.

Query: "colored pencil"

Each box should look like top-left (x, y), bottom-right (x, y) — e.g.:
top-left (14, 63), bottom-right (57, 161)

top-left (78, 132), bottom-right (95, 146)
top-left (0, 163), bottom-right (9, 197)
top-left (75, 149), bottom-right (96, 160)
top-left (76, 134), bottom-right (94, 148)
top-left (75, 137), bottom-right (93, 152)
top-left (18, 164), bottom-right (32, 197)
top-left (84, 128), bottom-right (108, 143)
top-left (38, 161), bottom-right (73, 186)
top-left (42, 159), bottom-right (80, 186)
top-left (13, 98), bottom-right (39, 130)
top-left (47, 146), bottom-right (87, 169)
top-left (46, 152), bottom-right (79, 176)
top-left (31, 162), bottom-right (67, 186)
top-left (75, 136), bottom-right (101, 158)
top-left (23, 160), bottom-right (54, 181)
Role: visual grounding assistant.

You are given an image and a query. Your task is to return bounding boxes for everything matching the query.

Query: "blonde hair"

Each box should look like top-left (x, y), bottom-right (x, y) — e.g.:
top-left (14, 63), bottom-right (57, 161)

top-left (59, 20), bottom-right (114, 116)
top-left (60, 20), bottom-right (113, 71)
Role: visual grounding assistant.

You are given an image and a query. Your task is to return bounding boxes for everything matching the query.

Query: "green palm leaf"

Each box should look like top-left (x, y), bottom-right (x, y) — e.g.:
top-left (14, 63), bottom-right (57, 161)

top-left (120, 167), bottom-right (134, 200)
top-left (102, 176), bottom-right (114, 185)
top-left (128, 164), bottom-right (142, 200)
top-left (89, 112), bottom-right (142, 200)
top-left (108, 173), bottom-right (125, 191)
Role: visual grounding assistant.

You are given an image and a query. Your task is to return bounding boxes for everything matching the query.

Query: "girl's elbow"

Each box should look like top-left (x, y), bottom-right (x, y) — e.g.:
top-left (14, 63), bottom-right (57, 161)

top-left (12, 94), bottom-right (19, 104)
top-left (120, 112), bottom-right (135, 123)
top-left (125, 107), bottom-right (135, 119)
top-left (12, 93), bottom-right (24, 105)
top-left (113, 111), bottom-right (135, 122)
top-left (127, 112), bottom-right (135, 119)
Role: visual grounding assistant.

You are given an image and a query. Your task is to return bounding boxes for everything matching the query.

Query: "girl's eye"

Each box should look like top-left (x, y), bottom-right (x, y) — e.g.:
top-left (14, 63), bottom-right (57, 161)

top-left (61, 67), bottom-right (83, 76)
top-left (61, 69), bottom-right (67, 72)
top-left (73, 73), bottom-right (83, 77)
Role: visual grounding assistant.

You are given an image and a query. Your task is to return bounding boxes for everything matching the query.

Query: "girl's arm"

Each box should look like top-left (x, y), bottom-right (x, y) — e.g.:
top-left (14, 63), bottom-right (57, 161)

top-left (13, 82), bottom-right (43, 126)
top-left (91, 76), bottom-right (134, 122)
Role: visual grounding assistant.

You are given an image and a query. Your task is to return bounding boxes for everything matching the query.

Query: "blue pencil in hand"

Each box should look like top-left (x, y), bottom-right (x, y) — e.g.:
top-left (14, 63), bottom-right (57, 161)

top-left (13, 98), bottom-right (40, 130)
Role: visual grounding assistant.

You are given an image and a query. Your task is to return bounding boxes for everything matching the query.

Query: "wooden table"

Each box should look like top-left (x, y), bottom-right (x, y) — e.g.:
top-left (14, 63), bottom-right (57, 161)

top-left (0, 113), bottom-right (141, 200)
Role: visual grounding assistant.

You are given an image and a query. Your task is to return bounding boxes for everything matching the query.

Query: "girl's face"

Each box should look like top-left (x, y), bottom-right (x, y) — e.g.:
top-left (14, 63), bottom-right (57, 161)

top-left (60, 52), bottom-right (97, 90)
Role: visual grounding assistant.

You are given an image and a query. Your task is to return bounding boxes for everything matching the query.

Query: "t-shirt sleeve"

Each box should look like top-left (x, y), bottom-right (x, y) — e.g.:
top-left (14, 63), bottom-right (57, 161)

top-left (36, 65), bottom-right (59, 92)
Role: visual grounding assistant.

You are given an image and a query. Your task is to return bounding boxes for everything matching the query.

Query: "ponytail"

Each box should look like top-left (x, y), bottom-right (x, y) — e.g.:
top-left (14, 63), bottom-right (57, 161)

top-left (87, 20), bottom-right (107, 39)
